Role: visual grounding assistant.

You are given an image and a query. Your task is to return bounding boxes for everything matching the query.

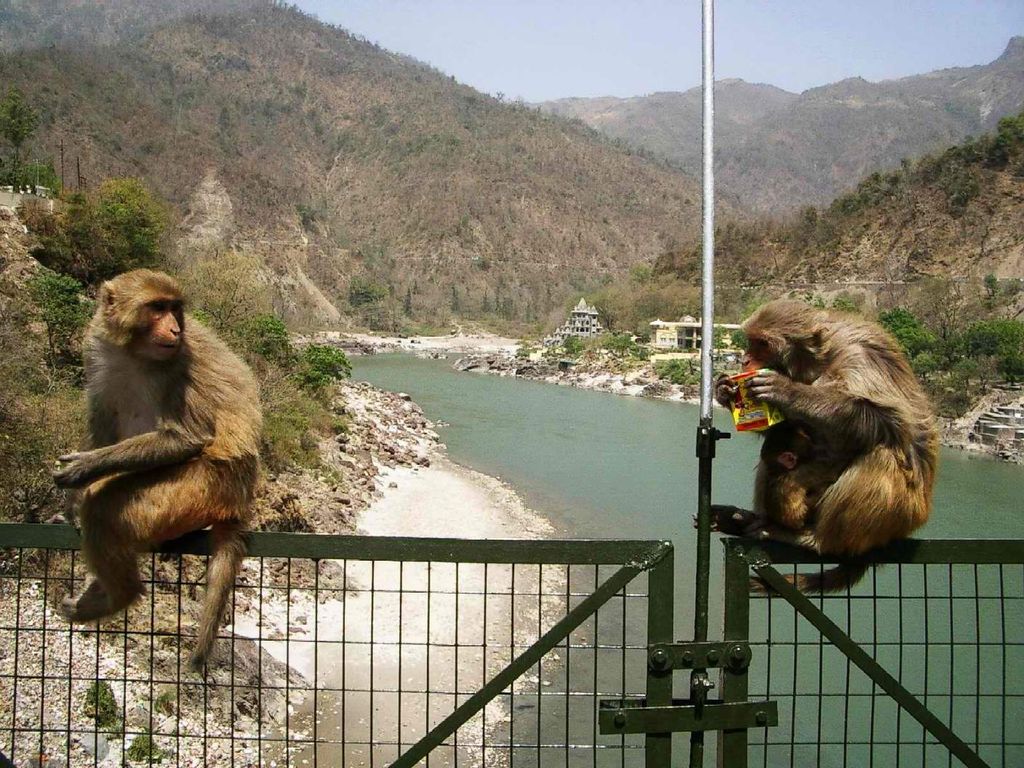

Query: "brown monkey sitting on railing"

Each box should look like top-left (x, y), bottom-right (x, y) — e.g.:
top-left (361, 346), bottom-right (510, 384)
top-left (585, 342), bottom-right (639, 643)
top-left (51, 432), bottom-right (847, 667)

top-left (713, 299), bottom-right (938, 592)
top-left (54, 269), bottom-right (261, 671)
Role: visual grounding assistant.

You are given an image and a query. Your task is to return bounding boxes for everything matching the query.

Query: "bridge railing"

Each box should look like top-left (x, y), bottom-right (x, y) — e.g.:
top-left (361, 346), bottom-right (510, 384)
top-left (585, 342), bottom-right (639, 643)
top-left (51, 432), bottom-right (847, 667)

top-left (0, 522), bottom-right (674, 767)
top-left (721, 538), bottom-right (1024, 768)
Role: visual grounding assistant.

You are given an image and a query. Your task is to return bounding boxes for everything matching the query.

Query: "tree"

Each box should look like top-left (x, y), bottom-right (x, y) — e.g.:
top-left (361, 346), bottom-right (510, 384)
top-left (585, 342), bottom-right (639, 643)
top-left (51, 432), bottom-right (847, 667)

top-left (27, 269), bottom-right (91, 370)
top-left (94, 178), bottom-right (167, 274)
top-left (562, 335), bottom-right (584, 356)
top-left (26, 179), bottom-right (167, 283)
top-left (294, 345), bottom-right (352, 393)
top-left (243, 315), bottom-right (294, 366)
top-left (878, 308), bottom-right (936, 358)
top-left (602, 332), bottom-right (644, 358)
top-left (0, 88), bottom-right (39, 174)
top-left (348, 276), bottom-right (388, 307)
top-left (964, 319), bottom-right (1024, 382)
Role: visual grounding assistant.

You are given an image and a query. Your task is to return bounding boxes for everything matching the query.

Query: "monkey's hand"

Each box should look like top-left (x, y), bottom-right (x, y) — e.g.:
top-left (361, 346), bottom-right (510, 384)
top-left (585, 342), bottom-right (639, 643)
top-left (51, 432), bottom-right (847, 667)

top-left (52, 452), bottom-right (96, 489)
top-left (708, 505), bottom-right (770, 538)
top-left (746, 369), bottom-right (794, 407)
top-left (714, 373), bottom-right (737, 408)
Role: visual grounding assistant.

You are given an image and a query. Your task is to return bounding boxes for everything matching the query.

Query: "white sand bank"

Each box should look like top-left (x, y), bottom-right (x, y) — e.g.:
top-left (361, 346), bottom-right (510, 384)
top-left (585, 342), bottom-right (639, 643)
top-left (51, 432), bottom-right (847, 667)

top-left (359, 456), bottom-right (552, 540)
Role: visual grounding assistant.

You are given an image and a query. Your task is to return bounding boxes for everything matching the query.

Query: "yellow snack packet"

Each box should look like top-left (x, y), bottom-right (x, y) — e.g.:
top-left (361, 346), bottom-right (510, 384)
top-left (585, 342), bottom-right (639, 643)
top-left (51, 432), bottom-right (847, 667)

top-left (728, 369), bottom-right (785, 432)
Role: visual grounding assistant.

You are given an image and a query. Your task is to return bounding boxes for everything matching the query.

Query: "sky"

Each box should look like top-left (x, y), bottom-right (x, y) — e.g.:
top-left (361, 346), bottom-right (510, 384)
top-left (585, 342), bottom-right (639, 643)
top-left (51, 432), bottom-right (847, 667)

top-left (294, 0), bottom-right (1024, 102)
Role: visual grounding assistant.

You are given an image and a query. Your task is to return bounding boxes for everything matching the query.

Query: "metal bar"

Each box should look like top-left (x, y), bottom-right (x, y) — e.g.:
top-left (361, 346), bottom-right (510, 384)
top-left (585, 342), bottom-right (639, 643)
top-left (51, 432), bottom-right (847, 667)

top-left (751, 561), bottom-right (989, 768)
top-left (6, 523), bottom-right (1024, 565)
top-left (734, 537), bottom-right (1024, 566)
top-left (0, 523), bottom-right (664, 564)
top-left (392, 542), bottom-right (671, 768)
top-left (718, 543), bottom-right (751, 768)
top-left (646, 547), bottom-right (675, 767)
top-left (695, 1), bottom-right (717, 760)
top-left (601, 701), bottom-right (777, 735)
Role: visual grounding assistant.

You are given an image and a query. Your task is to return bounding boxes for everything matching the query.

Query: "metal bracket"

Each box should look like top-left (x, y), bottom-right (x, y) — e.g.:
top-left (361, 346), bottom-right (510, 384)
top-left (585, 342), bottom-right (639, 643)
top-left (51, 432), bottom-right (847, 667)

top-left (695, 425), bottom-right (730, 459)
top-left (648, 641), bottom-right (752, 673)
top-left (599, 697), bottom-right (778, 734)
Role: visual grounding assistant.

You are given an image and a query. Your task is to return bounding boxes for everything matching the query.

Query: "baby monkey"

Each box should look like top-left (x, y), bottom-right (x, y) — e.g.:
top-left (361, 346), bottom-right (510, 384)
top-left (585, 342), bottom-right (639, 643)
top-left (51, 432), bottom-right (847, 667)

top-left (756, 421), bottom-right (840, 533)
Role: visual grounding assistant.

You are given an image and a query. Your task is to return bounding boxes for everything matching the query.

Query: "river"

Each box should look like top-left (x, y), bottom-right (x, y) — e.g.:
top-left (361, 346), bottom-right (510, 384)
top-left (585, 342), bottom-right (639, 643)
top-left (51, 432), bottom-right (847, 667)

top-left (353, 354), bottom-right (1024, 542)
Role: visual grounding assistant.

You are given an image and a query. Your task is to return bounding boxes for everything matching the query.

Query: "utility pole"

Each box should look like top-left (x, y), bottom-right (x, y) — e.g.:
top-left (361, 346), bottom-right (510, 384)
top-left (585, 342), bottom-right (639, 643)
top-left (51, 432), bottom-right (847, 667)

top-left (59, 139), bottom-right (65, 190)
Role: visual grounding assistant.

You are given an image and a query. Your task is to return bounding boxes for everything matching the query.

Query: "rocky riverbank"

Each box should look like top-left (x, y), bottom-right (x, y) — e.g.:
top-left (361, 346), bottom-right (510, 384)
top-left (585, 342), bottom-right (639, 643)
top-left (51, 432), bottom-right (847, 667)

top-left (254, 379), bottom-right (441, 534)
top-left (452, 350), bottom-right (1024, 463)
top-left (307, 329), bottom-right (520, 357)
top-left (453, 352), bottom-right (700, 403)
top-left (0, 371), bottom-right (551, 766)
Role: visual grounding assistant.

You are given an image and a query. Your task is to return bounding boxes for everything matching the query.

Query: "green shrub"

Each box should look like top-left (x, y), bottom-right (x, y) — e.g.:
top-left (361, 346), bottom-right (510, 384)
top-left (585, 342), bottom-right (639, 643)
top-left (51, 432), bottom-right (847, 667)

top-left (84, 681), bottom-right (120, 731)
top-left (243, 315), bottom-right (294, 366)
top-left (878, 308), bottom-right (936, 358)
top-left (260, 374), bottom-right (326, 471)
top-left (126, 730), bottom-right (166, 763)
top-left (655, 358), bottom-right (699, 386)
top-left (25, 178), bottom-right (168, 284)
top-left (561, 336), bottom-right (584, 357)
top-left (348, 276), bottom-right (389, 307)
top-left (601, 332), bottom-right (645, 358)
top-left (294, 344), bottom-right (352, 393)
top-left (27, 268), bottom-right (92, 371)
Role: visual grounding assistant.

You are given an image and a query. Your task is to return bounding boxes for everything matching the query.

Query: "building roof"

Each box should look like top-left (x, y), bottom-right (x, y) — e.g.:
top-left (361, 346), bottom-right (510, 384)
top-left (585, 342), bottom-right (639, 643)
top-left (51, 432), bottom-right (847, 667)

top-left (572, 298), bottom-right (599, 315)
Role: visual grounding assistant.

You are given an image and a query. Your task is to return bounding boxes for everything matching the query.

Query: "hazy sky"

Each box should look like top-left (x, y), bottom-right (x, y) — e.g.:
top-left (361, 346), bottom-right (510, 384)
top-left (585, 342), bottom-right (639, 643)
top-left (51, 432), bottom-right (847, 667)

top-left (295, 1), bottom-right (1024, 101)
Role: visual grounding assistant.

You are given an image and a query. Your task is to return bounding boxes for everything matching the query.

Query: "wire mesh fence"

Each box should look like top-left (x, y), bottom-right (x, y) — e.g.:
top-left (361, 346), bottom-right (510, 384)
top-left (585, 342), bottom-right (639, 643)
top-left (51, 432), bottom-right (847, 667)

top-left (724, 540), bottom-right (1024, 768)
top-left (0, 525), bottom-right (673, 768)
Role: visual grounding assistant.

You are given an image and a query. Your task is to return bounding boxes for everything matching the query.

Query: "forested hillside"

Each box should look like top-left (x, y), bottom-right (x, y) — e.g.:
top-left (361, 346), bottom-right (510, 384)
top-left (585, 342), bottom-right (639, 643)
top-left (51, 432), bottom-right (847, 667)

top-left (1, 2), bottom-right (708, 329)
top-left (656, 110), bottom-right (1024, 288)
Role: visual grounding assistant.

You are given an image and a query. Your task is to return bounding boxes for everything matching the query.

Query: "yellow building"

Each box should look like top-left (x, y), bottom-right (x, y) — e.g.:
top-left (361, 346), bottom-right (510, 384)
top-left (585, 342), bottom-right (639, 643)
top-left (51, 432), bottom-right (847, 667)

top-left (649, 316), bottom-right (741, 352)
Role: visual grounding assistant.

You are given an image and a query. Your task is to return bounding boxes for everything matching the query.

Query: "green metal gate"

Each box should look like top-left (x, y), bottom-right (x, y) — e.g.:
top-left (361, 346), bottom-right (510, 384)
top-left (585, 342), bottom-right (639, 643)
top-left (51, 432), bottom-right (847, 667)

top-left (0, 522), bottom-right (675, 767)
top-left (719, 538), bottom-right (1024, 768)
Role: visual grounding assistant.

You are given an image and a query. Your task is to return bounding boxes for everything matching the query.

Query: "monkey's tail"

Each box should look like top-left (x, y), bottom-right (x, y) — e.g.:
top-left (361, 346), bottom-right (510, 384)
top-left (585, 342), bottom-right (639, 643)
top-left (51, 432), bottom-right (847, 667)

top-left (189, 522), bottom-right (247, 673)
top-left (752, 562), bottom-right (871, 595)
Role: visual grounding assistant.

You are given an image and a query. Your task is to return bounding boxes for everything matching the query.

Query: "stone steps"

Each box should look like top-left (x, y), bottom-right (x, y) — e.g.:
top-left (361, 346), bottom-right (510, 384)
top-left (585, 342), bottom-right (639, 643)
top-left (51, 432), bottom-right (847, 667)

top-left (973, 403), bottom-right (1024, 447)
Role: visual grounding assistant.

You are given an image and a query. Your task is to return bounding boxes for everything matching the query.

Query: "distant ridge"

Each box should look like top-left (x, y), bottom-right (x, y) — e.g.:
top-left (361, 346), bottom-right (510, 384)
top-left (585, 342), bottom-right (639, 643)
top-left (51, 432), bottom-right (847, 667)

top-left (540, 37), bottom-right (1024, 215)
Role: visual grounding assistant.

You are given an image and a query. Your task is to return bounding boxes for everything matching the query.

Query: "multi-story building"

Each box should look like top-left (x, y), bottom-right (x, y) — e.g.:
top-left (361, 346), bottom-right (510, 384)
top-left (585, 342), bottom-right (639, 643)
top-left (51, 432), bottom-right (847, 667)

top-left (650, 316), bottom-right (741, 352)
top-left (544, 298), bottom-right (605, 346)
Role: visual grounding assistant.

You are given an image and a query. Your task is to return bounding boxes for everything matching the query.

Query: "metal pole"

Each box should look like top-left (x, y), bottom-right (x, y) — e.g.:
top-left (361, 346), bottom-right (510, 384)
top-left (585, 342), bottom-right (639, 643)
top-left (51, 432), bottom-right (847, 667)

top-left (699, 0), bottom-right (716, 423)
top-left (691, 1), bottom-right (716, 765)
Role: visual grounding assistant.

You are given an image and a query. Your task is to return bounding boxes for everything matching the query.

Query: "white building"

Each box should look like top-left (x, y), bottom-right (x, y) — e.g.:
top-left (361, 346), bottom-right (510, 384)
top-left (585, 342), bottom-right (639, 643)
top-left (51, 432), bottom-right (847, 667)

top-left (544, 298), bottom-right (605, 346)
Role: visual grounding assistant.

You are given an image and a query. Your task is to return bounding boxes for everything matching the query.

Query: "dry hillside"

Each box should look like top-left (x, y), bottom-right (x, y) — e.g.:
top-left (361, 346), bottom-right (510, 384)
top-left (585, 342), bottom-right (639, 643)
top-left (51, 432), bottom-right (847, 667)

top-left (1, 3), bottom-right (709, 327)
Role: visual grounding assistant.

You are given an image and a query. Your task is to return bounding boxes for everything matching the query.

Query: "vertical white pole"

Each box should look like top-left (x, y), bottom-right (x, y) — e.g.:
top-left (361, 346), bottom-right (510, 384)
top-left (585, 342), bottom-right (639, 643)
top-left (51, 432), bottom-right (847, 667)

top-left (699, 0), bottom-right (715, 422)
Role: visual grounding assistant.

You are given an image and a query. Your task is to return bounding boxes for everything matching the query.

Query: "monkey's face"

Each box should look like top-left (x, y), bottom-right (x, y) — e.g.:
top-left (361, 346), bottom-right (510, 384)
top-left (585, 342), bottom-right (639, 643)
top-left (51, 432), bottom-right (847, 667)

top-left (133, 298), bottom-right (185, 361)
top-left (742, 335), bottom-right (776, 371)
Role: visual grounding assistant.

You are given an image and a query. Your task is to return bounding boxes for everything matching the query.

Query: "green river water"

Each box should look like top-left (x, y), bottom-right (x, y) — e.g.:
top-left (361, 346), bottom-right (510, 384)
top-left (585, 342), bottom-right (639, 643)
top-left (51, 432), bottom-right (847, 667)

top-left (352, 353), bottom-right (1024, 767)
top-left (353, 354), bottom-right (1024, 544)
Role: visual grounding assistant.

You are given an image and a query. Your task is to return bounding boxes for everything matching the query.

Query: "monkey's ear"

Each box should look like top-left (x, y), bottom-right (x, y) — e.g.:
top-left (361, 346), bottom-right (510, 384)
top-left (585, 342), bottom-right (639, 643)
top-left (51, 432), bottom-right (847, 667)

top-left (806, 328), bottom-right (825, 357)
top-left (99, 283), bottom-right (116, 307)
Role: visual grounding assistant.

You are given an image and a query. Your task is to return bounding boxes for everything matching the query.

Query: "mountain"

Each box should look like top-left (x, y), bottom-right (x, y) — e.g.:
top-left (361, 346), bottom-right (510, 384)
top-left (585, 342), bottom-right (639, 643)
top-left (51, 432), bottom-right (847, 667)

top-left (655, 109), bottom-right (1024, 289)
top-left (0, 0), bottom-right (260, 50)
top-left (540, 38), bottom-right (1024, 216)
top-left (0, 3), bottom-right (708, 327)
